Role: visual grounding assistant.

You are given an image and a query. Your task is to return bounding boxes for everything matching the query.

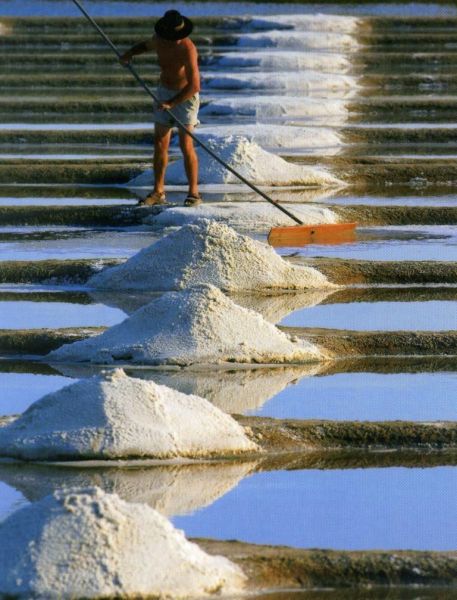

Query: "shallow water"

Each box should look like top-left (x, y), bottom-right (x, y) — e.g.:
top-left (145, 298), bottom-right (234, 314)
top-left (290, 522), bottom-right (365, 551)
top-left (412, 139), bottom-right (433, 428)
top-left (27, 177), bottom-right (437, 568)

top-left (0, 300), bottom-right (125, 329)
top-left (173, 467), bottom-right (457, 550)
top-left (280, 300), bottom-right (457, 331)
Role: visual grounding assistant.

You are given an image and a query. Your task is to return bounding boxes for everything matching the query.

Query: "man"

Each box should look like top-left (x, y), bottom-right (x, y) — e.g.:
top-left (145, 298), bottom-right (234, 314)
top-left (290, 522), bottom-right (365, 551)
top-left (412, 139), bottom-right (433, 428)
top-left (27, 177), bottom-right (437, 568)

top-left (120, 10), bottom-right (201, 206)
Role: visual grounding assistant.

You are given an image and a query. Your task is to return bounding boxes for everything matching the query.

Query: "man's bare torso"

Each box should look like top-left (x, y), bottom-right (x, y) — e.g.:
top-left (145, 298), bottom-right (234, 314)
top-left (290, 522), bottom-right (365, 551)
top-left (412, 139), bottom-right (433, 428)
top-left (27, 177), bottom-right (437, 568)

top-left (156, 38), bottom-right (197, 90)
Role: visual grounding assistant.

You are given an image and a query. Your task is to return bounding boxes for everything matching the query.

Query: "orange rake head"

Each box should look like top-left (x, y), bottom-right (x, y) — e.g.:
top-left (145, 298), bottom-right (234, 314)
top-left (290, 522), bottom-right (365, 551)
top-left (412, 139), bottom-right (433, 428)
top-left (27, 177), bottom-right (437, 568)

top-left (268, 222), bottom-right (357, 247)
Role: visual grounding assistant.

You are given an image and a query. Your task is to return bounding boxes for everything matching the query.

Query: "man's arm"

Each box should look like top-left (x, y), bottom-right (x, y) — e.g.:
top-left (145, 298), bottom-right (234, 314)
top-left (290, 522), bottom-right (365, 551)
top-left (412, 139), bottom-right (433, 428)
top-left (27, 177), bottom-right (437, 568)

top-left (161, 44), bottom-right (200, 109)
top-left (120, 37), bottom-right (157, 64)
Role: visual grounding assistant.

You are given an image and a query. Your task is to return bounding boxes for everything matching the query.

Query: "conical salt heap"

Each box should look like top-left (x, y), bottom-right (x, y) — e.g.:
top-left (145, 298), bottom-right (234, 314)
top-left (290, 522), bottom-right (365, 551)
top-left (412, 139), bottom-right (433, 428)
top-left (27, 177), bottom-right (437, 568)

top-left (0, 369), bottom-right (258, 461)
top-left (89, 220), bottom-right (332, 292)
top-left (48, 285), bottom-right (325, 365)
top-left (0, 487), bottom-right (245, 598)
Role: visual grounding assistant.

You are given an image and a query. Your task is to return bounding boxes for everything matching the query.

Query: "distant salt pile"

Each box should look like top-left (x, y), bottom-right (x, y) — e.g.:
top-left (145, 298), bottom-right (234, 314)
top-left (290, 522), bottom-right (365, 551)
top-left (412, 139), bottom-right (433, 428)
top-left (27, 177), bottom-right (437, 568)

top-left (214, 51), bottom-right (351, 73)
top-left (48, 285), bottom-right (324, 365)
top-left (235, 30), bottom-right (359, 51)
top-left (89, 220), bottom-right (331, 292)
top-left (0, 487), bottom-right (245, 598)
top-left (0, 369), bottom-right (257, 460)
top-left (146, 202), bottom-right (339, 234)
top-left (132, 138), bottom-right (342, 188)
top-left (238, 14), bottom-right (360, 33)
top-left (204, 71), bottom-right (356, 95)
top-left (196, 124), bottom-right (341, 150)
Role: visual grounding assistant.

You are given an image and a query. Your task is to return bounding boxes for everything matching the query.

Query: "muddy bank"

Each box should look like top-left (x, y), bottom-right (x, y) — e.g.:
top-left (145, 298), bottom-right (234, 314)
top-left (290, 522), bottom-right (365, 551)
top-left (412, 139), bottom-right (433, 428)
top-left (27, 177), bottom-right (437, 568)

top-left (0, 205), bottom-right (148, 226)
top-left (240, 415), bottom-right (457, 452)
top-left (333, 204), bottom-right (457, 225)
top-left (301, 258), bottom-right (457, 285)
top-left (0, 259), bottom-right (120, 284)
top-left (286, 327), bottom-right (457, 357)
top-left (199, 539), bottom-right (457, 591)
top-left (0, 327), bottom-right (102, 355)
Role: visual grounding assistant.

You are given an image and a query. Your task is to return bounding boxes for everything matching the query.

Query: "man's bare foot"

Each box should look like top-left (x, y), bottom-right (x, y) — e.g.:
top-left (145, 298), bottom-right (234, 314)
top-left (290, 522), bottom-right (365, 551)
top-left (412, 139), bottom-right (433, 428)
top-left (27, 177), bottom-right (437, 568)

top-left (138, 191), bottom-right (167, 206)
top-left (184, 194), bottom-right (202, 207)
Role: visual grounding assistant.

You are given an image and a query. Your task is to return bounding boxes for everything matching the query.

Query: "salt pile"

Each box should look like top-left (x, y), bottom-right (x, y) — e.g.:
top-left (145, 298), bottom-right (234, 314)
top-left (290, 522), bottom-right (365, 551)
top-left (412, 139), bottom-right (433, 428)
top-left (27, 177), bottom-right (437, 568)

top-left (0, 369), bottom-right (258, 460)
top-left (89, 220), bottom-right (332, 292)
top-left (235, 30), bottom-right (359, 50)
top-left (48, 285), bottom-right (325, 365)
top-left (0, 461), bottom-right (255, 518)
top-left (214, 51), bottom-right (351, 73)
top-left (132, 137), bottom-right (342, 187)
top-left (0, 487), bottom-right (245, 598)
top-left (204, 71), bottom-right (356, 95)
top-left (146, 202), bottom-right (339, 234)
top-left (200, 96), bottom-right (348, 121)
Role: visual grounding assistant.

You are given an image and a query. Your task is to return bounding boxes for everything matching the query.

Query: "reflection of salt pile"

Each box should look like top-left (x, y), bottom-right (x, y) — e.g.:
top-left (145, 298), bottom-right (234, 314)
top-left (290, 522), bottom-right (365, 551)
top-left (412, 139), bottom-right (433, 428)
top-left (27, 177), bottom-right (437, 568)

top-left (0, 461), bottom-right (255, 517)
top-left (235, 30), bottom-right (359, 51)
top-left (214, 51), bottom-right (351, 73)
top-left (232, 288), bottom-right (337, 323)
top-left (147, 364), bottom-right (324, 414)
top-left (0, 369), bottom-right (257, 460)
top-left (0, 487), bottom-right (245, 598)
top-left (133, 138), bottom-right (341, 187)
top-left (89, 221), bottom-right (331, 292)
top-left (201, 95), bottom-right (348, 121)
top-left (204, 71), bottom-right (356, 95)
top-left (239, 14), bottom-right (360, 34)
top-left (48, 285), bottom-right (325, 365)
top-left (146, 202), bottom-right (339, 233)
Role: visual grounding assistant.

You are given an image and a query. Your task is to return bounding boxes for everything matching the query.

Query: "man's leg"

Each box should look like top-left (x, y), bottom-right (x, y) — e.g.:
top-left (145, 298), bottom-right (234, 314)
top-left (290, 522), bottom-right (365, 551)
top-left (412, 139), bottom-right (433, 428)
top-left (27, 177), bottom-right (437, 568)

top-left (153, 124), bottom-right (172, 194)
top-left (178, 126), bottom-right (199, 198)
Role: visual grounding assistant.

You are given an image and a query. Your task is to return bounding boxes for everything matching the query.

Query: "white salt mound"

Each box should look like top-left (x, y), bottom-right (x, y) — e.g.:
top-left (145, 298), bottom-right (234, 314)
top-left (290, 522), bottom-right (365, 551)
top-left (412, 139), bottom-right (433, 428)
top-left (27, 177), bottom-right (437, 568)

top-left (0, 369), bottom-right (257, 460)
top-left (89, 220), bottom-right (332, 292)
top-left (145, 202), bottom-right (339, 233)
top-left (214, 51), bottom-right (351, 73)
top-left (0, 487), bottom-right (245, 598)
top-left (48, 285), bottom-right (324, 365)
top-left (200, 95), bottom-right (348, 120)
top-left (130, 137), bottom-right (341, 187)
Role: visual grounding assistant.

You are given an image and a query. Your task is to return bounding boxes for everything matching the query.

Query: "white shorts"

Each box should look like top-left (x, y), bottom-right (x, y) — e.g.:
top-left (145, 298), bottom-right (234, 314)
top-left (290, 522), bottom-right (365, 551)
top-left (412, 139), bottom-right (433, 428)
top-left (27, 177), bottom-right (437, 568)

top-left (153, 85), bottom-right (200, 128)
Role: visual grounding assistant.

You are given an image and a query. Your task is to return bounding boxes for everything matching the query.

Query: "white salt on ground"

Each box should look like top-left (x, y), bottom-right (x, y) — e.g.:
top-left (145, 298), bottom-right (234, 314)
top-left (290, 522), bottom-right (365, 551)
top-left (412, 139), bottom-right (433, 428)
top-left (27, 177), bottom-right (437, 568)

top-left (48, 284), bottom-right (325, 365)
top-left (89, 220), bottom-right (332, 292)
top-left (204, 71), bottom-right (356, 95)
top-left (186, 124), bottom-right (342, 150)
top-left (245, 14), bottom-right (360, 33)
top-left (235, 30), bottom-right (359, 50)
top-left (0, 369), bottom-right (258, 460)
top-left (0, 487), bottom-right (245, 598)
top-left (131, 137), bottom-right (342, 188)
top-left (200, 95), bottom-right (348, 121)
top-left (213, 51), bottom-right (351, 73)
top-left (145, 202), bottom-right (339, 233)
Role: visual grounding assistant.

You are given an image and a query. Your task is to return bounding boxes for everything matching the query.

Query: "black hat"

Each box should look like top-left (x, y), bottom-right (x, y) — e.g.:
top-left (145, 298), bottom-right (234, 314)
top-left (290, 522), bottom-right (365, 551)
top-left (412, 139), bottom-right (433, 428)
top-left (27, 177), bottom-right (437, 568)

top-left (155, 10), bottom-right (193, 41)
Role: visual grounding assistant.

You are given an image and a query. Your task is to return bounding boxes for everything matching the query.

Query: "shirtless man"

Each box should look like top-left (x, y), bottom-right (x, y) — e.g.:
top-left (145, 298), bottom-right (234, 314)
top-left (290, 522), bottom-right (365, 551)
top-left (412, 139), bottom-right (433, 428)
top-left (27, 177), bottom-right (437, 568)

top-left (120, 10), bottom-right (201, 206)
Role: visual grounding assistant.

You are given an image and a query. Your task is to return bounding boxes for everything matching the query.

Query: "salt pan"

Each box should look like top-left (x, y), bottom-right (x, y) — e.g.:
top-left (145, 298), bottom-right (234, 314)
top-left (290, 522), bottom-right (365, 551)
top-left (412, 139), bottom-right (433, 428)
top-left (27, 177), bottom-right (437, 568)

top-left (146, 202), bottom-right (339, 233)
top-left (245, 14), bottom-right (359, 33)
top-left (214, 51), bottom-right (351, 73)
top-left (204, 71), bottom-right (357, 95)
top-left (89, 220), bottom-right (332, 292)
top-left (235, 30), bottom-right (359, 50)
top-left (0, 487), bottom-right (245, 598)
top-left (48, 285), bottom-right (325, 365)
top-left (132, 138), bottom-right (342, 188)
top-left (0, 369), bottom-right (258, 460)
